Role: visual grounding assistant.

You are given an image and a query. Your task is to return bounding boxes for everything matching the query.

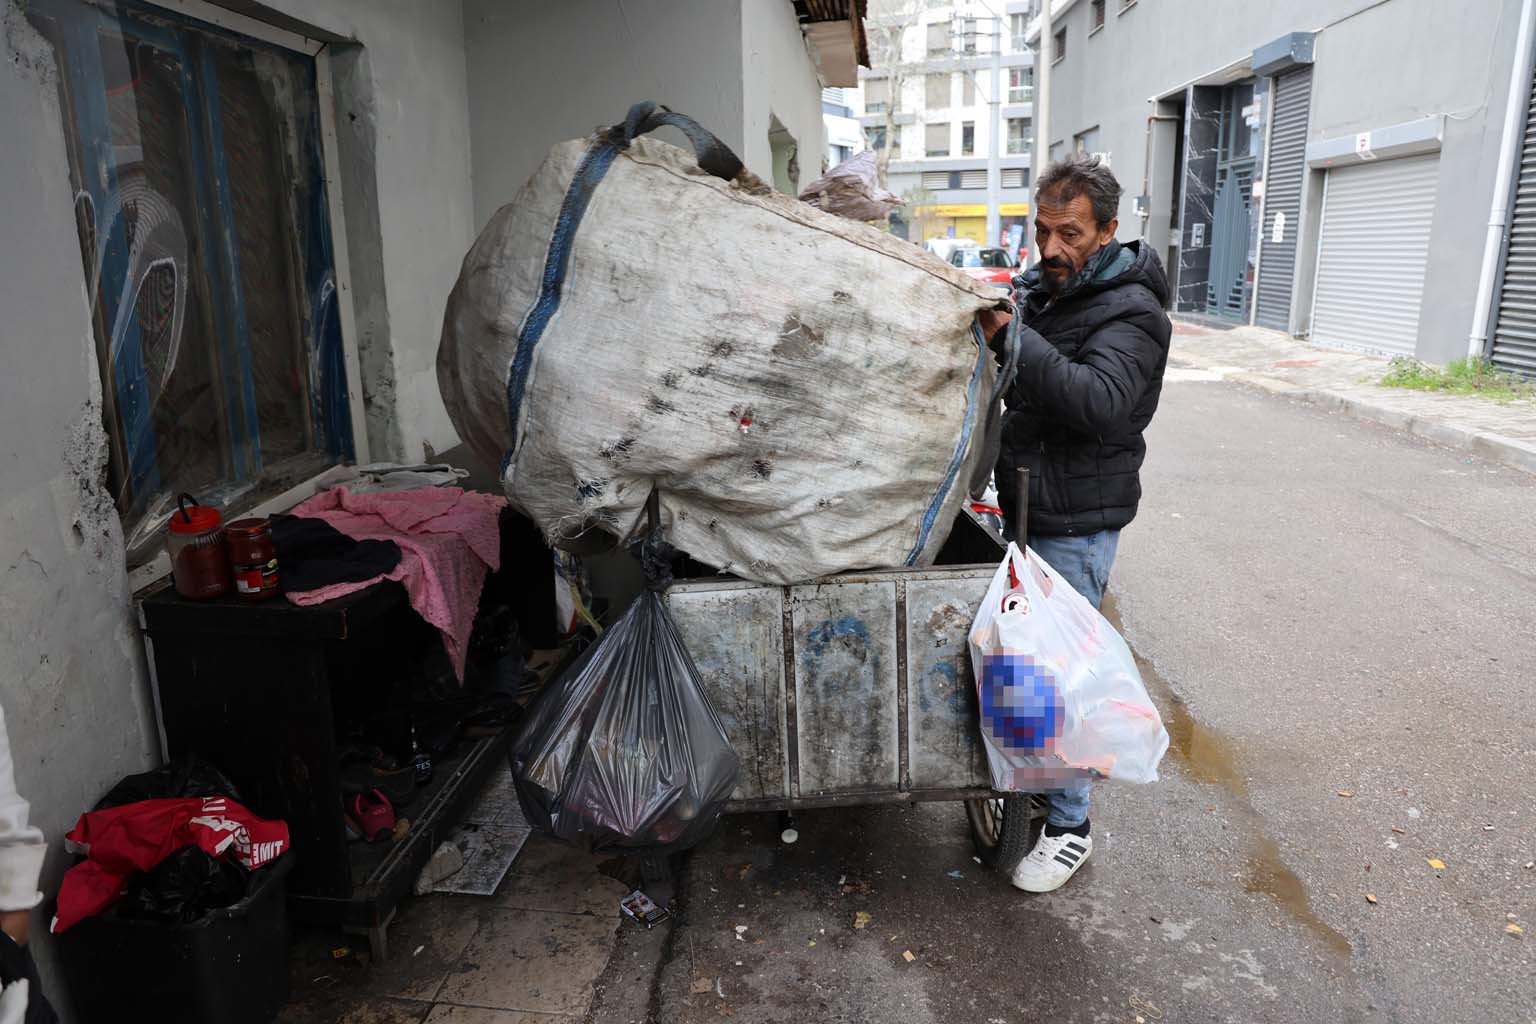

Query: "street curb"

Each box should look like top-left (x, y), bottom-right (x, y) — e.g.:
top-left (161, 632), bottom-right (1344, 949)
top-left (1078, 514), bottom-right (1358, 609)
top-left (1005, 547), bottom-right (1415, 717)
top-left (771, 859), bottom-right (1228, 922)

top-left (1168, 355), bottom-right (1536, 477)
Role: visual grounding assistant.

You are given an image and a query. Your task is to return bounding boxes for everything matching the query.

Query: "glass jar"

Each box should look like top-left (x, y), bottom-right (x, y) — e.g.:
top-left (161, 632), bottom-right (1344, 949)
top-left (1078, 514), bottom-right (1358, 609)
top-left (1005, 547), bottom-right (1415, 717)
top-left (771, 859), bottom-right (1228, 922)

top-left (166, 495), bottom-right (230, 600)
top-left (226, 517), bottom-right (280, 600)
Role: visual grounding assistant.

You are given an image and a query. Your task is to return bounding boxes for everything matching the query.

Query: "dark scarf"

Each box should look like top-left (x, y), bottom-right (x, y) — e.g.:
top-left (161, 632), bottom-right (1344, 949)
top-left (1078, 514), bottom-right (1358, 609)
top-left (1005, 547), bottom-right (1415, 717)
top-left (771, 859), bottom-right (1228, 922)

top-left (1022, 239), bottom-right (1132, 313)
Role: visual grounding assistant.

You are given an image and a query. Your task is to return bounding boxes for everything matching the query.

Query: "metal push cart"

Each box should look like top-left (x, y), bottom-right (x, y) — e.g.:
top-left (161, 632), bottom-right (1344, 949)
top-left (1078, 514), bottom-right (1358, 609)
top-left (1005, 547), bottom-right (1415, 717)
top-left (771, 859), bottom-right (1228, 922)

top-left (664, 471), bottom-right (1042, 871)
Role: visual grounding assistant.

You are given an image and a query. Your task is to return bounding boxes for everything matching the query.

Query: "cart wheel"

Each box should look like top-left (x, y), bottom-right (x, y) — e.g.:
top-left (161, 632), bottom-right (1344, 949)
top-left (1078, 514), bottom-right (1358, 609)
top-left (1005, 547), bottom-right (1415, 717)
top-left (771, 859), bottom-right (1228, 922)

top-left (965, 794), bottom-right (1045, 873)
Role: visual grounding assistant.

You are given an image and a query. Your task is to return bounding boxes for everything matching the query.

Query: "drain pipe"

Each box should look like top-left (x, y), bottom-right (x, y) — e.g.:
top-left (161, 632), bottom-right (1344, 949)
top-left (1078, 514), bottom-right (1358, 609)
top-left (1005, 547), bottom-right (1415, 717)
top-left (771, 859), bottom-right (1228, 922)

top-left (1030, 0), bottom-right (1052, 268)
top-left (1249, 85), bottom-right (1277, 326)
top-left (1468, 0), bottom-right (1536, 361)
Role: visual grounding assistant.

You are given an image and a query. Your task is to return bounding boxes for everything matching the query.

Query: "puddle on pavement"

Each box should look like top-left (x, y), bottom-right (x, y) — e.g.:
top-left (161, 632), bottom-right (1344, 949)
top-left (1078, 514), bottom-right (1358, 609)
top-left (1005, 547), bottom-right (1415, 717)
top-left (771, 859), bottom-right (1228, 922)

top-left (1101, 593), bottom-right (1353, 959)
top-left (1101, 594), bottom-right (1249, 799)
top-left (1246, 838), bottom-right (1353, 957)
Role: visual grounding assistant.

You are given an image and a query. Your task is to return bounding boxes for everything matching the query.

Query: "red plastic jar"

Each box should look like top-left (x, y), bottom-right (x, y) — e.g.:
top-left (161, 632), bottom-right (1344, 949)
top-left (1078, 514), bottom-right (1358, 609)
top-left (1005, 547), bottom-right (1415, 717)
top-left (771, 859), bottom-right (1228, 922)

top-left (226, 517), bottom-right (280, 601)
top-left (166, 496), bottom-right (230, 600)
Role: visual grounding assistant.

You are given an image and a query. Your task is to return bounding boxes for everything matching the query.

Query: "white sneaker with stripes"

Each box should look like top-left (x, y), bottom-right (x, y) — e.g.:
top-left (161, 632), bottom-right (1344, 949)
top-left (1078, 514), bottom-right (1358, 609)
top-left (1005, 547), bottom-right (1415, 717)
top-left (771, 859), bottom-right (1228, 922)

top-left (1010, 830), bottom-right (1093, 893)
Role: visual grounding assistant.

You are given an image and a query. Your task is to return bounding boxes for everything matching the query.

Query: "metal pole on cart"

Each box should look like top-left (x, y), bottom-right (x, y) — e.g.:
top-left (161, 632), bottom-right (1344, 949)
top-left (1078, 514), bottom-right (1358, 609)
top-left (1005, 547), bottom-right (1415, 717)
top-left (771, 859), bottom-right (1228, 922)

top-left (1014, 466), bottom-right (1029, 545)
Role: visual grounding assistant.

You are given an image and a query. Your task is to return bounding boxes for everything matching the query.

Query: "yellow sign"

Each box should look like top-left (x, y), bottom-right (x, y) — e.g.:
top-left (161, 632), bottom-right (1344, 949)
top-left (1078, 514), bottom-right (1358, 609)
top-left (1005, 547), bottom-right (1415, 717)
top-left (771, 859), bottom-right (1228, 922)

top-left (914, 203), bottom-right (1031, 217)
top-left (915, 204), bottom-right (987, 217)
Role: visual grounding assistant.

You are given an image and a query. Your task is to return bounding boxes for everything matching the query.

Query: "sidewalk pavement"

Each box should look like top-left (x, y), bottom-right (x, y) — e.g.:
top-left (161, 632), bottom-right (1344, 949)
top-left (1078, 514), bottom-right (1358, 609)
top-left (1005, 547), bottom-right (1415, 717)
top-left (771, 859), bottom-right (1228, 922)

top-left (1167, 318), bottom-right (1536, 475)
top-left (278, 832), bottom-right (647, 1024)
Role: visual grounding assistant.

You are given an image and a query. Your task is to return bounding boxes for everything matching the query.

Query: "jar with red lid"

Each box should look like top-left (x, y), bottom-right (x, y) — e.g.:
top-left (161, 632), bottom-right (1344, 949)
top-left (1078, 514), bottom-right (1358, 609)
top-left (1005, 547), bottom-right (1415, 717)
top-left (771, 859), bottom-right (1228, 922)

top-left (226, 517), bottom-right (280, 600)
top-left (166, 494), bottom-right (230, 600)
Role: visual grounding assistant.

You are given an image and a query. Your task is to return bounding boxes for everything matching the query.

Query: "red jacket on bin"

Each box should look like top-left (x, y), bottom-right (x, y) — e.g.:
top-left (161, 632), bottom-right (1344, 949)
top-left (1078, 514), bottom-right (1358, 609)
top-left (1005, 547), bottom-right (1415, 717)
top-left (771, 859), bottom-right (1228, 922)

top-left (52, 795), bottom-right (289, 933)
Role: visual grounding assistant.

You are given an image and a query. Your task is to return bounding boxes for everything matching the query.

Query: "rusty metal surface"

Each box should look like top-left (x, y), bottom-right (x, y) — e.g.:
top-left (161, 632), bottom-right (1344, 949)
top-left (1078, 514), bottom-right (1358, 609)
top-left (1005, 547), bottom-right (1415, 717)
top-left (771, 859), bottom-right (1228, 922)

top-left (666, 586), bottom-right (788, 801)
top-left (724, 786), bottom-right (994, 814)
top-left (791, 581), bottom-right (899, 795)
top-left (781, 594), bottom-right (801, 800)
top-left (668, 563), bottom-right (996, 809)
top-left (904, 576), bottom-right (991, 789)
top-left (894, 580), bottom-right (911, 792)
top-left (669, 565), bottom-right (996, 593)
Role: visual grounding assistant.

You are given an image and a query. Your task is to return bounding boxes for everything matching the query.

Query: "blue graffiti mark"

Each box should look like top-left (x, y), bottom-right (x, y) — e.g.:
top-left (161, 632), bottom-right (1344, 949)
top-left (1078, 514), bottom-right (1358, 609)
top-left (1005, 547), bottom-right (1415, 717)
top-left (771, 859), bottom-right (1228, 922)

top-left (801, 616), bottom-right (882, 690)
top-left (919, 660), bottom-right (951, 713)
top-left (917, 661), bottom-right (972, 716)
top-left (803, 616), bottom-right (869, 658)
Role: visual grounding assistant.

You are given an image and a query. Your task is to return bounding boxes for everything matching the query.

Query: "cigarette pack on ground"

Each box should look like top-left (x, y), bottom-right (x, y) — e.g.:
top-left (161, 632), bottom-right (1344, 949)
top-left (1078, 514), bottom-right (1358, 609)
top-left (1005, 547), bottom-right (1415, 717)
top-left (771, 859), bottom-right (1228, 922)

top-left (620, 889), bottom-right (670, 929)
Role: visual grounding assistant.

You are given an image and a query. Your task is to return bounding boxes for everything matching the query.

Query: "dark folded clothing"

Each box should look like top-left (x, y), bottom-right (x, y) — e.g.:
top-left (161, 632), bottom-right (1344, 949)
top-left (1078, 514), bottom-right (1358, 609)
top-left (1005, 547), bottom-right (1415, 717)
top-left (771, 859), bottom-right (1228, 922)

top-left (271, 515), bottom-right (402, 594)
top-left (0, 932), bottom-right (57, 1024)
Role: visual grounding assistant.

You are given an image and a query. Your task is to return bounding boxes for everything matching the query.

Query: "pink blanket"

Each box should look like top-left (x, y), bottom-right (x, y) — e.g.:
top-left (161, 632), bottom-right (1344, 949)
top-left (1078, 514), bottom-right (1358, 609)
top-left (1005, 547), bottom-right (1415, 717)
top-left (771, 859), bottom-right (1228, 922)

top-left (288, 486), bottom-right (506, 680)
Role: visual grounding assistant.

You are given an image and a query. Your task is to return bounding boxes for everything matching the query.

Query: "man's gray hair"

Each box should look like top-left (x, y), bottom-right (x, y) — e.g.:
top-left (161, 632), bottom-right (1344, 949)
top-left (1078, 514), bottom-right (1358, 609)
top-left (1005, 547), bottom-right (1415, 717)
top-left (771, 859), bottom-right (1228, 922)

top-left (1035, 154), bottom-right (1123, 227)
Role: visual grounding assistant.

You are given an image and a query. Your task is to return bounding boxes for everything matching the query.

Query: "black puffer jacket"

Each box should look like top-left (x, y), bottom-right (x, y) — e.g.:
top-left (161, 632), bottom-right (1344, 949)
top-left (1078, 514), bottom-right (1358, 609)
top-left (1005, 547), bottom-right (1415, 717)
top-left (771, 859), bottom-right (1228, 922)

top-left (997, 239), bottom-right (1171, 536)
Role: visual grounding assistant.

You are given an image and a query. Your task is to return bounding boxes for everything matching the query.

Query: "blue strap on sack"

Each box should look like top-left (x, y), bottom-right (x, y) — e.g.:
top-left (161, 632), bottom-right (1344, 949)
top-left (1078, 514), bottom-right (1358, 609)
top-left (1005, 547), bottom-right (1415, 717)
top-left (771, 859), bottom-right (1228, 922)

top-left (502, 104), bottom-right (745, 471)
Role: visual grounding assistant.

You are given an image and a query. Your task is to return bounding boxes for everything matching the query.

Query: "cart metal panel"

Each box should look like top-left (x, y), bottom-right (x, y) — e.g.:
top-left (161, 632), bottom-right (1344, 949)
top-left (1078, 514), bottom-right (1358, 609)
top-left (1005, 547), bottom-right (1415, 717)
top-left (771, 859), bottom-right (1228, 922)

top-left (667, 584), bottom-right (789, 802)
top-left (792, 580), bottom-right (901, 796)
top-left (667, 564), bottom-right (995, 812)
top-left (905, 576), bottom-right (992, 789)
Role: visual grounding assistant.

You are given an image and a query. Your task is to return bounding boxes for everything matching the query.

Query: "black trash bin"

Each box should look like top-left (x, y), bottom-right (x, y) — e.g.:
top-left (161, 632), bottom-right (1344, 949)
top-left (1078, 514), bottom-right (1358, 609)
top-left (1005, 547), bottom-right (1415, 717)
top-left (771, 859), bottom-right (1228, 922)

top-left (57, 854), bottom-right (294, 1024)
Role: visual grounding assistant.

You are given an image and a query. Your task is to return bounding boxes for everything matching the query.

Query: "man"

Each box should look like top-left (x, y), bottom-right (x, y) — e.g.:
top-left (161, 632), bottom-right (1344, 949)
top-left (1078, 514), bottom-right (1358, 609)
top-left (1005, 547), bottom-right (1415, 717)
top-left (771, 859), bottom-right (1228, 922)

top-left (996, 154), bottom-right (1171, 893)
top-left (0, 706), bottom-right (51, 1024)
top-left (0, 704), bottom-right (52, 1023)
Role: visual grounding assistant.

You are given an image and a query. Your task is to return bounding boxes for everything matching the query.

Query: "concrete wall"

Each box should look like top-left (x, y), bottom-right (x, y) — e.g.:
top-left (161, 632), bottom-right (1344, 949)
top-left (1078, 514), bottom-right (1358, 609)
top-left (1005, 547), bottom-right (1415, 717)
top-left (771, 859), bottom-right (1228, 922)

top-left (1, 0), bottom-right (473, 1007)
top-left (255, 0), bottom-right (475, 461)
top-left (1304, 0), bottom-right (1520, 363)
top-left (1040, 0), bottom-right (1353, 239)
top-left (0, 9), bottom-right (162, 1009)
top-left (463, 0), bottom-right (747, 231)
top-left (742, 0), bottom-right (827, 191)
top-left (1039, 0), bottom-right (1522, 363)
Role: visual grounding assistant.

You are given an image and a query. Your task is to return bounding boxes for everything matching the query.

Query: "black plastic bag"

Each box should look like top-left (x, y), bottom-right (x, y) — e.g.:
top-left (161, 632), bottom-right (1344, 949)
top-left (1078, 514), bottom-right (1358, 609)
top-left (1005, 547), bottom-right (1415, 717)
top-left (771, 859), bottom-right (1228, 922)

top-left (94, 756), bottom-right (242, 811)
top-left (511, 591), bottom-right (739, 854)
top-left (118, 847), bottom-right (249, 924)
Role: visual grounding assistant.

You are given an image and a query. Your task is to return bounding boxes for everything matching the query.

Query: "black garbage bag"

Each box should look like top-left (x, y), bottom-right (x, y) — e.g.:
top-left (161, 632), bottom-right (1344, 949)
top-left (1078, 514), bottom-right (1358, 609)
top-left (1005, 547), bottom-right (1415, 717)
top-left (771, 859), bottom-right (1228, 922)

top-left (118, 847), bottom-right (249, 924)
top-left (81, 758), bottom-right (252, 926)
top-left (94, 756), bottom-right (242, 811)
top-left (511, 591), bottom-right (739, 854)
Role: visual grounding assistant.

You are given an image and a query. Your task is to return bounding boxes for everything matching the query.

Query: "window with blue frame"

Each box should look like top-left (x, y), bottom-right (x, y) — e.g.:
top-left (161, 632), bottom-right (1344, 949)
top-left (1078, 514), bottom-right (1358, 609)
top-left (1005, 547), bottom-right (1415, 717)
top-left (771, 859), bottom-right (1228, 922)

top-left (28, 0), bottom-right (352, 565)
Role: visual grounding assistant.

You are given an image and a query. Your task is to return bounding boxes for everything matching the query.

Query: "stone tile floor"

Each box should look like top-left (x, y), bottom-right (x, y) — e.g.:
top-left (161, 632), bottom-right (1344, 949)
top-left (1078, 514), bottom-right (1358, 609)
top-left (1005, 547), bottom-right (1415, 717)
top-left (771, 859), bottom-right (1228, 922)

top-left (278, 835), bottom-right (633, 1024)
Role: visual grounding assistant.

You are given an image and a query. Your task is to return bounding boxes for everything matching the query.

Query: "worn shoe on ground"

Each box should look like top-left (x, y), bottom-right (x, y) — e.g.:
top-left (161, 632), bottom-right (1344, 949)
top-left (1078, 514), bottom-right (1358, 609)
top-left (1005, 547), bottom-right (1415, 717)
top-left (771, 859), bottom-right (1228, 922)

top-left (1010, 830), bottom-right (1092, 893)
top-left (414, 840), bottom-right (466, 895)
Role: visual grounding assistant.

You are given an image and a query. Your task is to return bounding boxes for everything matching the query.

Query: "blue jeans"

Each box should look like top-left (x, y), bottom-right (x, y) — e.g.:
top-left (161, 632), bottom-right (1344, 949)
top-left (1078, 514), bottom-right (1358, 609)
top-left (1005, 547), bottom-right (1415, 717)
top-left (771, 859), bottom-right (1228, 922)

top-left (1021, 529), bottom-right (1120, 828)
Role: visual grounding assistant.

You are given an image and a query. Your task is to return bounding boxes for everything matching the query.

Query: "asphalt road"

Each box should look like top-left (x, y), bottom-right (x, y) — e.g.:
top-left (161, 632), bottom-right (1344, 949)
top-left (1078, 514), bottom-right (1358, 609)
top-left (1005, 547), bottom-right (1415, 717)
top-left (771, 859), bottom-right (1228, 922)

top-left (614, 375), bottom-right (1536, 1024)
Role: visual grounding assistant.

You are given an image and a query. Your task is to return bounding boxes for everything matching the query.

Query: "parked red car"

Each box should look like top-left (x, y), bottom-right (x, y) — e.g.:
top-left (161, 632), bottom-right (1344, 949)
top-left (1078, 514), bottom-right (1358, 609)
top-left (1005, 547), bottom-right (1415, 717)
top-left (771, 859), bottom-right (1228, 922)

top-left (949, 246), bottom-right (1018, 290)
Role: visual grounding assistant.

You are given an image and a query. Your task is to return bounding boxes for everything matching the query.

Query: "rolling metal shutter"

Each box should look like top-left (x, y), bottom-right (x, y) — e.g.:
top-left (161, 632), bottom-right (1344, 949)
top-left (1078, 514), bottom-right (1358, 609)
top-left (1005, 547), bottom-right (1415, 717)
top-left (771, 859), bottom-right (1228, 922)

top-left (1310, 154), bottom-right (1439, 356)
top-left (1490, 67), bottom-right (1536, 376)
top-left (1255, 68), bottom-right (1311, 330)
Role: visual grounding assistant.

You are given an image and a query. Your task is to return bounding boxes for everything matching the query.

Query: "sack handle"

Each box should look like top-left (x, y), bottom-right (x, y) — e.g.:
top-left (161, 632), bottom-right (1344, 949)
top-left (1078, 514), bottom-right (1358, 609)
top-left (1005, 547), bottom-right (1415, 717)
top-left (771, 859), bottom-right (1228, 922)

top-left (607, 101), bottom-right (745, 183)
top-left (630, 488), bottom-right (675, 592)
top-left (991, 305), bottom-right (1022, 407)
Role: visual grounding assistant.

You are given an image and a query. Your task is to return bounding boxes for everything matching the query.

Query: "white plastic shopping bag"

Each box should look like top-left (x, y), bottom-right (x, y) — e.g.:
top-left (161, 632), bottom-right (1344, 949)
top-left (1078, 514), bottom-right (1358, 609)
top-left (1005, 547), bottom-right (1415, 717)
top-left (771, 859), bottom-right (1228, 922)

top-left (968, 543), bottom-right (1169, 790)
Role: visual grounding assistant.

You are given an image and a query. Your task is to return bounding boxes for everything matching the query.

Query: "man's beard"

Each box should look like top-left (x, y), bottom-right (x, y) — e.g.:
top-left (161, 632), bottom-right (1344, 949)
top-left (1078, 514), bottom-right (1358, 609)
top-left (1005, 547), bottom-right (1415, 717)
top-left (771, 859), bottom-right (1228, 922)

top-left (1040, 258), bottom-right (1074, 292)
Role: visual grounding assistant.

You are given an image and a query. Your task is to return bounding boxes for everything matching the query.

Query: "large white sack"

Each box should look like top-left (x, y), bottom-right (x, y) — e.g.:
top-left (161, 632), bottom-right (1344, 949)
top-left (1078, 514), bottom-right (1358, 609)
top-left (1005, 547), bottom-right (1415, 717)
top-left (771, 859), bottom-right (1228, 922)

top-left (438, 103), bottom-right (1003, 585)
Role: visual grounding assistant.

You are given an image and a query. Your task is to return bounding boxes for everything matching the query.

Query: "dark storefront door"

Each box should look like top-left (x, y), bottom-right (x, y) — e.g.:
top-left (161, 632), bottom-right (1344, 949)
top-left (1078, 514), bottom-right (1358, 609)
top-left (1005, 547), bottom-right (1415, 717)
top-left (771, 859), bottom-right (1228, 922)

top-left (1206, 81), bottom-right (1262, 320)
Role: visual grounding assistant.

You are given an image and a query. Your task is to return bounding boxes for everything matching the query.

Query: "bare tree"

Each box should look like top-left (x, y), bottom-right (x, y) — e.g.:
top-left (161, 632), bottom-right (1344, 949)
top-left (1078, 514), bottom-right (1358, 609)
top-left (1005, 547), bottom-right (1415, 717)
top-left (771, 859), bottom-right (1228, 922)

top-left (901, 184), bottom-right (940, 241)
top-left (863, 0), bottom-right (924, 188)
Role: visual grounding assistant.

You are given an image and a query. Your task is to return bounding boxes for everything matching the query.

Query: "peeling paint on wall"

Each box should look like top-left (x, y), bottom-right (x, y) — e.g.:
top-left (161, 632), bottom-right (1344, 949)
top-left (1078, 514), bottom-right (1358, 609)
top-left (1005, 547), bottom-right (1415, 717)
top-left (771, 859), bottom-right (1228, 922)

top-left (2, 6), bottom-right (160, 1010)
top-left (3, 2), bottom-right (58, 83)
top-left (62, 385), bottom-right (121, 564)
